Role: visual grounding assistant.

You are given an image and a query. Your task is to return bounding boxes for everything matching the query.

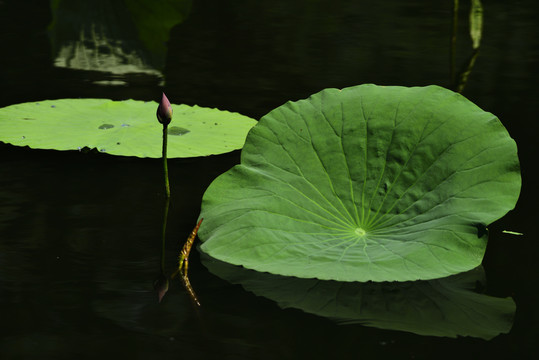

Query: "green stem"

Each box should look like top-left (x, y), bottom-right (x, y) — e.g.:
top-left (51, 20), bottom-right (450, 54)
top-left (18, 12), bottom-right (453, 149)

top-left (162, 124), bottom-right (170, 198)
top-left (160, 196), bottom-right (170, 273)
top-left (450, 0), bottom-right (459, 87)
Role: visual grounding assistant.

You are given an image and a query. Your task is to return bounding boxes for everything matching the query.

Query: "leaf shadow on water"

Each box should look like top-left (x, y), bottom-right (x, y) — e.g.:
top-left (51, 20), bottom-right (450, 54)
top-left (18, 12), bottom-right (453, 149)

top-left (201, 254), bottom-right (515, 340)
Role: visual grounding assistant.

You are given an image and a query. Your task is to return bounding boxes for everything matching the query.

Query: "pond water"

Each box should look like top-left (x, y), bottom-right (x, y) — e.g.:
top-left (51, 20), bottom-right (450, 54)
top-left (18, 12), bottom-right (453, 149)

top-left (1, 0), bottom-right (537, 359)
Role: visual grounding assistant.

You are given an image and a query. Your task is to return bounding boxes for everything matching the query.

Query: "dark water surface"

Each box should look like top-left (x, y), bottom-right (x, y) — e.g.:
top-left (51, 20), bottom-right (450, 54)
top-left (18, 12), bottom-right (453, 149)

top-left (1, 1), bottom-right (538, 359)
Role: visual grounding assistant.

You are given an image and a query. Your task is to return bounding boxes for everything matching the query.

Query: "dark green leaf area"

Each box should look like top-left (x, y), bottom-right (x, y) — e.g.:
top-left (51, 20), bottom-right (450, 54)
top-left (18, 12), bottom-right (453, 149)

top-left (199, 84), bottom-right (521, 282)
top-left (203, 256), bottom-right (515, 340)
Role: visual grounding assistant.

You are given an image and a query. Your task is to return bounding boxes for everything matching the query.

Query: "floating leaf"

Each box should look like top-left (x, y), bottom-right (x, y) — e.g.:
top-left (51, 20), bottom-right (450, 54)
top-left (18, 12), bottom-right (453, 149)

top-left (203, 256), bottom-right (515, 340)
top-left (0, 99), bottom-right (256, 158)
top-left (198, 84), bottom-right (521, 282)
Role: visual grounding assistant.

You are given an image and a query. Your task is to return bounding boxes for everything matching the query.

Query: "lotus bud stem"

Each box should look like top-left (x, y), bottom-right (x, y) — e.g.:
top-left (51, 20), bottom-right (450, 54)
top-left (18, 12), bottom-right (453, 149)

top-left (157, 92), bottom-right (173, 197)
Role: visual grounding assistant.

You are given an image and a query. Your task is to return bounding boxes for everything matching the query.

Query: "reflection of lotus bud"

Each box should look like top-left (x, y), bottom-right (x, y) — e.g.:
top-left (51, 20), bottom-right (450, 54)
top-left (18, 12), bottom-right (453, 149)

top-left (154, 273), bottom-right (169, 303)
top-left (156, 92), bottom-right (173, 125)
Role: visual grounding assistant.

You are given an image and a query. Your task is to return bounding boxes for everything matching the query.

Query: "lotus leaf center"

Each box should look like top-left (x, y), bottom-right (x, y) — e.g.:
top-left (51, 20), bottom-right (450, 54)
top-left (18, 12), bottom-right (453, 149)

top-left (354, 227), bottom-right (366, 236)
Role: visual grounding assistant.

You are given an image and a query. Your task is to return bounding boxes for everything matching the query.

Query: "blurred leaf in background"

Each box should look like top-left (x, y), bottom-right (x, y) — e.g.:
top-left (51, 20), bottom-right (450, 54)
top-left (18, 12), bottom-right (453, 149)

top-left (48, 0), bottom-right (192, 85)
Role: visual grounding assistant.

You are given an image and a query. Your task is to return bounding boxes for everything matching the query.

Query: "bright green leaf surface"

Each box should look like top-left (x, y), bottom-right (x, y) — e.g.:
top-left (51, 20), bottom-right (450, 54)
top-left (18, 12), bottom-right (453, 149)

top-left (203, 256), bottom-right (515, 340)
top-left (199, 84), bottom-right (521, 282)
top-left (0, 99), bottom-right (256, 158)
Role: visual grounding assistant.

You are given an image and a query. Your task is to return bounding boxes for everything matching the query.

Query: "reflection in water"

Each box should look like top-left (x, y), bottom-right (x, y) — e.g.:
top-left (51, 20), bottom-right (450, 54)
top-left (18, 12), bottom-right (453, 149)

top-left (52, 23), bottom-right (162, 80)
top-left (171, 218), bottom-right (204, 306)
top-left (156, 196), bottom-right (202, 306)
top-left (48, 0), bottom-right (192, 85)
top-left (451, 0), bottom-right (484, 92)
top-left (172, 271), bottom-right (201, 307)
top-left (202, 255), bottom-right (515, 340)
top-left (154, 272), bottom-right (169, 304)
top-left (154, 197), bottom-right (171, 303)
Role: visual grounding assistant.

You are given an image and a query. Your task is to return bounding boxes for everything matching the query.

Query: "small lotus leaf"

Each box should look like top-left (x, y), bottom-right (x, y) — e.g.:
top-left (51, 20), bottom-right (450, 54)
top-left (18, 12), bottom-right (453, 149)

top-left (0, 99), bottom-right (256, 158)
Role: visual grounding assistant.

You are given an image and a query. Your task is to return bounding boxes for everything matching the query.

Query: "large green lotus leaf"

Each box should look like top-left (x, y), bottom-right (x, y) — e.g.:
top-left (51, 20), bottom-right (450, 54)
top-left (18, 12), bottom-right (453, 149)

top-left (0, 99), bottom-right (256, 158)
top-left (203, 256), bottom-right (515, 340)
top-left (198, 84), bottom-right (521, 282)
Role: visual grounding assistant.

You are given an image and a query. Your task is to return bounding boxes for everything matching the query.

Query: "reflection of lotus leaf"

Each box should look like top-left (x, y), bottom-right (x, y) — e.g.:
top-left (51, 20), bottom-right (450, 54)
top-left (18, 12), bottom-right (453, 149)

top-left (202, 255), bottom-right (515, 340)
top-left (199, 85), bottom-right (521, 282)
top-left (0, 99), bottom-right (256, 158)
top-left (48, 0), bottom-right (192, 83)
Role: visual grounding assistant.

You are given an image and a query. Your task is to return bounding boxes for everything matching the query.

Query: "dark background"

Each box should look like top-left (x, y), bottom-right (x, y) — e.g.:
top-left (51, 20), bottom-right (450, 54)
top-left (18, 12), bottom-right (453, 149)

top-left (0, 0), bottom-right (537, 359)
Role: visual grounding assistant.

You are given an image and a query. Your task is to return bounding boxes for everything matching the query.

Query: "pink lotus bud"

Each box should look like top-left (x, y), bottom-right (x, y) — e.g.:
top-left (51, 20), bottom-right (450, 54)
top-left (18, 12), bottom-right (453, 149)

top-left (156, 92), bottom-right (173, 125)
